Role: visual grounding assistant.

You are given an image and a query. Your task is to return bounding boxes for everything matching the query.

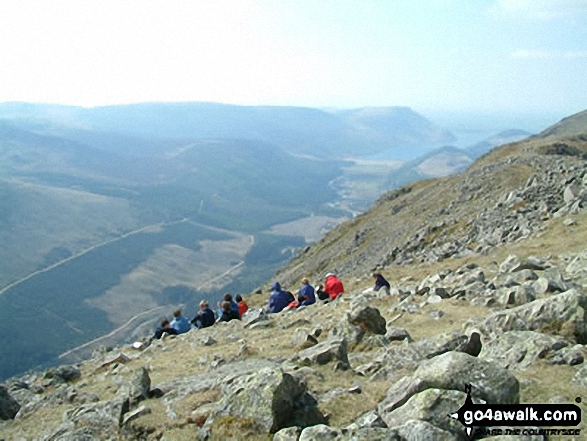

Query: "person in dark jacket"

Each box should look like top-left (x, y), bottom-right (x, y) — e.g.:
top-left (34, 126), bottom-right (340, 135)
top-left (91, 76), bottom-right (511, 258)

top-left (217, 300), bottom-right (240, 323)
top-left (268, 282), bottom-right (294, 313)
top-left (154, 319), bottom-right (178, 339)
top-left (223, 293), bottom-right (240, 317)
top-left (191, 300), bottom-right (216, 329)
top-left (372, 272), bottom-right (391, 295)
top-left (297, 277), bottom-right (316, 306)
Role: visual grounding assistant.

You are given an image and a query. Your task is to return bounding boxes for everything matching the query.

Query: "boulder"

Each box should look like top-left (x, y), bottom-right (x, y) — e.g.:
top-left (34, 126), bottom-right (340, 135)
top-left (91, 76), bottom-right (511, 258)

top-left (349, 306), bottom-right (387, 335)
top-left (385, 326), bottom-right (411, 342)
top-left (344, 410), bottom-right (387, 430)
top-left (274, 426), bottom-right (302, 440)
top-left (63, 397), bottom-right (130, 438)
top-left (393, 419), bottom-right (461, 441)
top-left (299, 424), bottom-right (341, 440)
top-left (294, 339), bottom-right (350, 369)
top-left (292, 328), bottom-right (319, 349)
top-left (479, 331), bottom-right (568, 369)
top-left (465, 289), bottom-right (587, 343)
top-left (0, 385), bottom-right (20, 420)
top-left (203, 366), bottom-right (324, 435)
top-left (382, 388), bottom-right (468, 437)
top-left (378, 352), bottom-right (519, 425)
top-left (328, 318), bottom-right (365, 346)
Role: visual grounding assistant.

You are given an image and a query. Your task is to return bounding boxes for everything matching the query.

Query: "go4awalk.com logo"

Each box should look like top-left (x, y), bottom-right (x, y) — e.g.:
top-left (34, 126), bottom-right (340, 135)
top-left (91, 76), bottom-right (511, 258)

top-left (449, 384), bottom-right (582, 439)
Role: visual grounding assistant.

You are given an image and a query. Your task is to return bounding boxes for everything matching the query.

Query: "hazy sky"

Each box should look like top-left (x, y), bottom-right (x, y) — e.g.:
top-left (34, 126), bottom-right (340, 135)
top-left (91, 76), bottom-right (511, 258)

top-left (0, 0), bottom-right (585, 119)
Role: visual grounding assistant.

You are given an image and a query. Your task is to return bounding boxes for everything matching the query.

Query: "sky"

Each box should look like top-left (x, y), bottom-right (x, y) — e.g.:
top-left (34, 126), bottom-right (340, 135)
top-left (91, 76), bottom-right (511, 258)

top-left (0, 0), bottom-right (585, 126)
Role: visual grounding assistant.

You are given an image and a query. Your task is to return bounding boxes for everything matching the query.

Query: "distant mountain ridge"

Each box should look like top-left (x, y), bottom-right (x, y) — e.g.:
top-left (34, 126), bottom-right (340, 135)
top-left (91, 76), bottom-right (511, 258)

top-left (0, 102), bottom-right (455, 158)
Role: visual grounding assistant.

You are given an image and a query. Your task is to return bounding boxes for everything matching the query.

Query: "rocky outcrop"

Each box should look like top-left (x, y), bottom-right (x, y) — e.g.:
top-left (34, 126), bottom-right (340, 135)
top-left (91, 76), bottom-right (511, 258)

top-left (465, 289), bottom-right (587, 343)
top-left (0, 386), bottom-right (20, 420)
top-left (201, 366), bottom-right (324, 437)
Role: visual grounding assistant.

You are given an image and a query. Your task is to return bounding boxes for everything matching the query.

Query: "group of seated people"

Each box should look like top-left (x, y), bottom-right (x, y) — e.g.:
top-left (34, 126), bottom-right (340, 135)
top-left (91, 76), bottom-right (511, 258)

top-left (268, 272), bottom-right (346, 313)
top-left (154, 272), bottom-right (390, 339)
top-left (154, 293), bottom-right (248, 339)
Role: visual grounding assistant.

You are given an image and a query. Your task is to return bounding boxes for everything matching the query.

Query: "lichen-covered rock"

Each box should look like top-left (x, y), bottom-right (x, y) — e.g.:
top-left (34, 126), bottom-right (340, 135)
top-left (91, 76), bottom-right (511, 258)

top-left (274, 425), bottom-right (302, 440)
top-left (465, 289), bottom-right (587, 343)
top-left (328, 318), bottom-right (365, 345)
top-left (383, 388), bottom-right (468, 437)
top-left (349, 306), bottom-right (387, 335)
top-left (293, 339), bottom-right (350, 368)
top-left (203, 366), bottom-right (324, 436)
top-left (60, 397), bottom-right (130, 439)
top-left (0, 385), bottom-right (20, 420)
top-left (393, 419), bottom-right (461, 441)
top-left (378, 351), bottom-right (519, 426)
top-left (480, 331), bottom-right (568, 369)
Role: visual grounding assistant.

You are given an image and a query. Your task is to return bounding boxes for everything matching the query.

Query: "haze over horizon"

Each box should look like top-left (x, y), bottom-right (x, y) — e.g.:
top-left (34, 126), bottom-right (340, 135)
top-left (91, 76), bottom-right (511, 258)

top-left (1, 0), bottom-right (586, 129)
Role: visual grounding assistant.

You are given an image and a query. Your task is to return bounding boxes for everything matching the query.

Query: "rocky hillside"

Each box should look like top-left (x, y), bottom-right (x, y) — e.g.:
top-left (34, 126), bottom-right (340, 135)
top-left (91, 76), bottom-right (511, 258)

top-left (1, 111), bottom-right (587, 440)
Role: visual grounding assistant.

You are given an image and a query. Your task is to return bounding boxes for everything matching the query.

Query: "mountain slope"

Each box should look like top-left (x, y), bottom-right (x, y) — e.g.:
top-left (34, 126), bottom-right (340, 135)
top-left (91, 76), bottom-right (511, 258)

top-left (1, 110), bottom-right (586, 440)
top-left (273, 109), bottom-right (587, 287)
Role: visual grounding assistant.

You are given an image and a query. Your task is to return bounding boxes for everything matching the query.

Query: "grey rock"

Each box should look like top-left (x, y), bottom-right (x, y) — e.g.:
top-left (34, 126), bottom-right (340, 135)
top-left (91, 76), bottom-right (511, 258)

top-left (393, 419), bottom-right (461, 440)
top-left (345, 410), bottom-right (387, 430)
top-left (349, 306), bottom-right (387, 335)
top-left (480, 331), bottom-right (568, 369)
top-left (299, 424), bottom-right (341, 440)
top-left (385, 326), bottom-right (411, 342)
top-left (129, 366), bottom-right (151, 403)
top-left (292, 328), bottom-right (319, 348)
top-left (383, 388), bottom-right (468, 437)
top-left (499, 286), bottom-right (536, 306)
top-left (573, 364), bottom-right (587, 388)
top-left (378, 352), bottom-right (519, 426)
top-left (0, 385), bottom-right (20, 420)
top-left (465, 289), bottom-right (587, 343)
top-left (64, 397), bottom-right (130, 438)
top-left (274, 426), bottom-right (302, 441)
top-left (504, 269), bottom-right (538, 287)
top-left (294, 339), bottom-right (350, 369)
top-left (121, 404), bottom-right (151, 425)
top-left (328, 318), bottom-right (365, 345)
top-left (203, 366), bottom-right (324, 435)
top-left (45, 365), bottom-right (82, 384)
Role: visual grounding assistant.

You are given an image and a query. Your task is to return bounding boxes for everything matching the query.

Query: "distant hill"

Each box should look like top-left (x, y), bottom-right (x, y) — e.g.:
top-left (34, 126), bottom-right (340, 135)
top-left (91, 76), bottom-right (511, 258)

top-left (466, 129), bottom-right (532, 159)
top-left (385, 145), bottom-right (473, 190)
top-left (0, 102), bottom-right (454, 159)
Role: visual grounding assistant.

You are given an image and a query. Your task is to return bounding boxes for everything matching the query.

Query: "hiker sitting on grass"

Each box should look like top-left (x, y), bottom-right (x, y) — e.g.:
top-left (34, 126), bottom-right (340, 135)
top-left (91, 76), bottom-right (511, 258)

top-left (217, 300), bottom-right (240, 323)
top-left (297, 277), bottom-right (316, 306)
top-left (154, 319), bottom-right (178, 340)
top-left (372, 272), bottom-right (391, 295)
top-left (170, 308), bottom-right (192, 334)
top-left (269, 282), bottom-right (295, 313)
top-left (324, 273), bottom-right (344, 300)
top-left (191, 300), bottom-right (215, 329)
top-left (235, 294), bottom-right (248, 317)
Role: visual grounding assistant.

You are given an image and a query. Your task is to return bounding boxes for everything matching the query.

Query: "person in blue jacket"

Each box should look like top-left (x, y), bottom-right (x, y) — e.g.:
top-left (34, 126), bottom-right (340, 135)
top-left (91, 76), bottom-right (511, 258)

top-left (170, 309), bottom-right (192, 334)
top-left (297, 277), bottom-right (316, 306)
top-left (268, 282), bottom-right (294, 313)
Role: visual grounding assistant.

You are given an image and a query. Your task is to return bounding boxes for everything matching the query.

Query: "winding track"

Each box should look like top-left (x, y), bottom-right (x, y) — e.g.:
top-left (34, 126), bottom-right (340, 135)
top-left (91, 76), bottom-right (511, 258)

top-left (52, 223), bottom-right (254, 360)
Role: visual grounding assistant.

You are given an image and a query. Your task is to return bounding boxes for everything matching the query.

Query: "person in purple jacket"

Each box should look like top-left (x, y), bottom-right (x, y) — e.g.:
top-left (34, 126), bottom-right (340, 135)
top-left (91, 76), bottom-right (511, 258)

top-left (268, 282), bottom-right (294, 313)
top-left (372, 272), bottom-right (391, 295)
top-left (297, 277), bottom-right (316, 306)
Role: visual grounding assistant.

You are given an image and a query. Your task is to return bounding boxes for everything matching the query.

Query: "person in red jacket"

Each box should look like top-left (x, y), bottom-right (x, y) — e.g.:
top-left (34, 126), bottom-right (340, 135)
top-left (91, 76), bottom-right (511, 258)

top-left (324, 273), bottom-right (344, 300)
top-left (235, 294), bottom-right (248, 318)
